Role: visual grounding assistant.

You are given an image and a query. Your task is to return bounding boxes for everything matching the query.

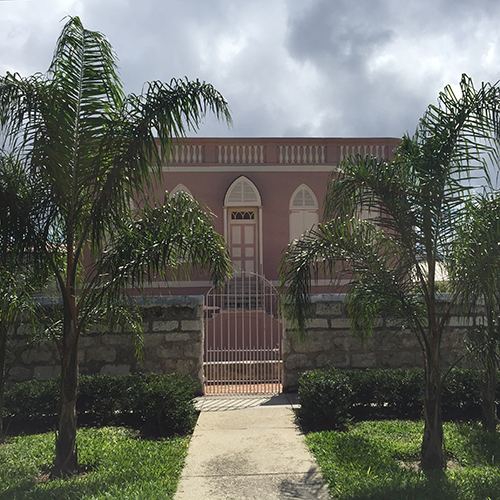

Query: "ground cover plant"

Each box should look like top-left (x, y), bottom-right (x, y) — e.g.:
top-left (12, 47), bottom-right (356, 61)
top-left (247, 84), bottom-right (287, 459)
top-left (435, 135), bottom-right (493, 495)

top-left (0, 426), bottom-right (188, 499)
top-left (307, 420), bottom-right (500, 500)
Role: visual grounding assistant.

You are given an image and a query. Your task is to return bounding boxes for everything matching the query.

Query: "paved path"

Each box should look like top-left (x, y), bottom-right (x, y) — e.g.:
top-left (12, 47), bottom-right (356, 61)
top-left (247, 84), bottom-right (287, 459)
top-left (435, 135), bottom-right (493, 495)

top-left (174, 393), bottom-right (331, 500)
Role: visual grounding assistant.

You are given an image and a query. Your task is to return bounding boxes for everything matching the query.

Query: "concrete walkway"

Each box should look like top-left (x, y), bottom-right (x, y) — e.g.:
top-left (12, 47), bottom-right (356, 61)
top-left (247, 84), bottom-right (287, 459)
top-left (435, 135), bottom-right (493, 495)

top-left (174, 393), bottom-right (331, 500)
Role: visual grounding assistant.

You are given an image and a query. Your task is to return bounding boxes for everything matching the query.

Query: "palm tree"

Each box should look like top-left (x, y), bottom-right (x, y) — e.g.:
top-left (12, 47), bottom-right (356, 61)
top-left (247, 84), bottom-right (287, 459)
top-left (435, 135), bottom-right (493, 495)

top-left (279, 75), bottom-right (500, 470)
top-left (0, 155), bottom-right (48, 443)
top-left (448, 192), bottom-right (500, 432)
top-left (0, 16), bottom-right (231, 477)
top-left (0, 270), bottom-right (37, 443)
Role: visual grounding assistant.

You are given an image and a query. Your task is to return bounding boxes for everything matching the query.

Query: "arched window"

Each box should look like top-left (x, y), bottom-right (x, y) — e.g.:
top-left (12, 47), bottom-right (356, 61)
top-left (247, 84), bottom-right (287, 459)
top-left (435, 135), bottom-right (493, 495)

top-left (224, 176), bottom-right (261, 206)
top-left (289, 184), bottom-right (319, 241)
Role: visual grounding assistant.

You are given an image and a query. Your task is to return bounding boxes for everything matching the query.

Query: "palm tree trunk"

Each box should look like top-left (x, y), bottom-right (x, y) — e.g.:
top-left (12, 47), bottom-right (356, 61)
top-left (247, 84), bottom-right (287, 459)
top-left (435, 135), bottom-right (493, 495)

top-left (420, 251), bottom-right (445, 470)
top-left (481, 355), bottom-right (498, 433)
top-left (421, 343), bottom-right (445, 470)
top-left (52, 294), bottom-right (79, 477)
top-left (481, 305), bottom-right (498, 433)
top-left (0, 324), bottom-right (7, 444)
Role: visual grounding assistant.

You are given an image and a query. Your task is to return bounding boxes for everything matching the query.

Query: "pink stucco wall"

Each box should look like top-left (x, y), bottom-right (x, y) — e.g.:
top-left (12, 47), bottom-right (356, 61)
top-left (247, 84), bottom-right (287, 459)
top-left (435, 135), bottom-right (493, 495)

top-left (145, 137), bottom-right (400, 295)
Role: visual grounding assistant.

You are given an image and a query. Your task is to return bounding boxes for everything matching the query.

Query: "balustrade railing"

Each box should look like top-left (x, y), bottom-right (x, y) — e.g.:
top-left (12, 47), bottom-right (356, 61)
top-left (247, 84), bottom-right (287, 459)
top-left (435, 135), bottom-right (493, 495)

top-left (278, 144), bottom-right (326, 164)
top-left (217, 144), bottom-right (265, 164)
top-left (339, 144), bottom-right (387, 160)
top-left (158, 138), bottom-right (398, 166)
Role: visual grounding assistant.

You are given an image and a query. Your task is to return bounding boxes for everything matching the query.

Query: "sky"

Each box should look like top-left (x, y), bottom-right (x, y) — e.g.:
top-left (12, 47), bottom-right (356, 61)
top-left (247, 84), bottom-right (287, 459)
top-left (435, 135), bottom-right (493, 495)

top-left (2, 0), bottom-right (500, 140)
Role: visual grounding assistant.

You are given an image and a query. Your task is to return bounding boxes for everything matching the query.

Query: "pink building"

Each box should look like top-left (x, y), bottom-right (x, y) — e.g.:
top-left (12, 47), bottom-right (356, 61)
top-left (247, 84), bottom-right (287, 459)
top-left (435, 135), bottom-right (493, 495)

top-left (151, 137), bottom-right (399, 296)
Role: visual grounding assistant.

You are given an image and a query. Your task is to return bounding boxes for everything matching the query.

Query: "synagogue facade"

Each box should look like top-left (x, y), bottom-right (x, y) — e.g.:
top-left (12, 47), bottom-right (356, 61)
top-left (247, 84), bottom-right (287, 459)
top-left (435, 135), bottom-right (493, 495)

top-left (149, 137), bottom-right (400, 295)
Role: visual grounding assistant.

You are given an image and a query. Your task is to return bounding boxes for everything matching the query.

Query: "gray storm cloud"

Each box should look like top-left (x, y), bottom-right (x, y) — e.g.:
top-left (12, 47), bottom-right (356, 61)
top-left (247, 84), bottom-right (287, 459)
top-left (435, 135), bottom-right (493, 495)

top-left (2, 0), bottom-right (500, 138)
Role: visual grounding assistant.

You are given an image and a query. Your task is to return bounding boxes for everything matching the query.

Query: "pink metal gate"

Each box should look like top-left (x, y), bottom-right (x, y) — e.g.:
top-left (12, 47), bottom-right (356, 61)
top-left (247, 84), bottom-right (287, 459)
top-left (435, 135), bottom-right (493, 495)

top-left (204, 272), bottom-right (283, 394)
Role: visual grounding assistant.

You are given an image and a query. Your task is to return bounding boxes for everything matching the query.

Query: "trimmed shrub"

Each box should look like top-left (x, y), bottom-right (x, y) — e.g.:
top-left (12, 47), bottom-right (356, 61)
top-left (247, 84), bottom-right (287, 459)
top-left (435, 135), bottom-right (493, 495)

top-left (3, 378), bottom-right (59, 433)
top-left (441, 368), bottom-right (483, 421)
top-left (387, 368), bottom-right (423, 418)
top-left (77, 374), bottom-right (128, 427)
top-left (296, 367), bottom-right (496, 432)
top-left (3, 372), bottom-right (199, 437)
top-left (348, 368), bottom-right (423, 420)
top-left (296, 367), bottom-right (352, 432)
top-left (374, 368), bottom-right (422, 419)
top-left (126, 372), bottom-right (199, 437)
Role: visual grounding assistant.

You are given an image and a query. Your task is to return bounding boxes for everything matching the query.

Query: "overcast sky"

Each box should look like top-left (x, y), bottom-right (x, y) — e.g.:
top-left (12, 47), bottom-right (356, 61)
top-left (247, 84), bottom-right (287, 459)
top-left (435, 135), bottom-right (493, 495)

top-left (2, 0), bottom-right (500, 140)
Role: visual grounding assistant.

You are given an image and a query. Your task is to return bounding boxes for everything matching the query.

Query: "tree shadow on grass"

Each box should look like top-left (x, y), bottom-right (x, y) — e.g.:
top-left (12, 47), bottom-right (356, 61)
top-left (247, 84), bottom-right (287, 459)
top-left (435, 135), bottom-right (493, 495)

top-left (347, 467), bottom-right (500, 500)
top-left (342, 471), bottom-right (459, 500)
top-left (311, 430), bottom-right (500, 500)
top-left (0, 468), bottom-right (179, 500)
top-left (447, 423), bottom-right (500, 467)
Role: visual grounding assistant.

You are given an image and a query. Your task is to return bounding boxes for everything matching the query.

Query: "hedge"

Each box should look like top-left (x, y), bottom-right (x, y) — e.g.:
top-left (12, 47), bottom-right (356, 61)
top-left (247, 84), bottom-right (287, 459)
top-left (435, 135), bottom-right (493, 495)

top-left (297, 367), bottom-right (498, 432)
top-left (3, 372), bottom-right (198, 437)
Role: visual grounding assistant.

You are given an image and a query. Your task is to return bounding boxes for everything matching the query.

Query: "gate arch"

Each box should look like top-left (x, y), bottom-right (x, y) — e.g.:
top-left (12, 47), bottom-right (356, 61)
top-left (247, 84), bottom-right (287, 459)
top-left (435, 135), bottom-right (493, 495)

top-left (204, 272), bottom-right (283, 394)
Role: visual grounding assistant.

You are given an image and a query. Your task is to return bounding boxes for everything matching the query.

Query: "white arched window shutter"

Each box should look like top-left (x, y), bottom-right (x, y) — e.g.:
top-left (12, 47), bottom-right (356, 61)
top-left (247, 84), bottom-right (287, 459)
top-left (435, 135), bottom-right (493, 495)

top-left (289, 184), bottom-right (319, 241)
top-left (224, 176), bottom-right (262, 206)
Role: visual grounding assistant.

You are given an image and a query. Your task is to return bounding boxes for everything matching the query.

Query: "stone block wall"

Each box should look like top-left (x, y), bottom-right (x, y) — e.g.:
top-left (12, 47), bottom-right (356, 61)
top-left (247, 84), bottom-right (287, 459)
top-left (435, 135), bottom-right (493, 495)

top-left (9, 296), bottom-right (205, 393)
top-left (10, 293), bottom-right (482, 396)
top-left (282, 294), bottom-right (477, 392)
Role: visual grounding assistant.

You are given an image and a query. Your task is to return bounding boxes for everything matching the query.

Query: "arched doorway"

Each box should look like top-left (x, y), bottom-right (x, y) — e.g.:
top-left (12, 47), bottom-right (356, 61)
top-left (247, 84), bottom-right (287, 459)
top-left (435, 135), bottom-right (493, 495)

top-left (204, 178), bottom-right (282, 394)
top-left (224, 176), bottom-right (263, 276)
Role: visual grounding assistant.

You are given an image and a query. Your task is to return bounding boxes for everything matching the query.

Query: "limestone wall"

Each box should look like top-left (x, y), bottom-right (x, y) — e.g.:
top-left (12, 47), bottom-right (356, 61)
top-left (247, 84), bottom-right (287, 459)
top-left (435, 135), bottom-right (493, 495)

top-left (10, 293), bottom-right (481, 396)
top-left (9, 296), bottom-right (205, 393)
top-left (282, 294), bottom-right (477, 392)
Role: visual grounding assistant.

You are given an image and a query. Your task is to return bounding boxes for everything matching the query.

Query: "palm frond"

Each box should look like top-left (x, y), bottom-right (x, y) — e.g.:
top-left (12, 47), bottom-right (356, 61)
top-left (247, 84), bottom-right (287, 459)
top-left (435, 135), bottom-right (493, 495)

top-left (448, 192), bottom-right (500, 313)
top-left (93, 192), bottom-right (231, 300)
top-left (279, 216), bottom-right (420, 338)
top-left (281, 74), bottom-right (500, 352)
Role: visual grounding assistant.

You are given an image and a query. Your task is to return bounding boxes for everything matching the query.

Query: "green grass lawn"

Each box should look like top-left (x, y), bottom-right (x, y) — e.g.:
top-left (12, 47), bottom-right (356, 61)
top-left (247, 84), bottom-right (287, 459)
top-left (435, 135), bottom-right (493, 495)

top-left (0, 427), bottom-right (189, 500)
top-left (307, 421), bottom-right (500, 500)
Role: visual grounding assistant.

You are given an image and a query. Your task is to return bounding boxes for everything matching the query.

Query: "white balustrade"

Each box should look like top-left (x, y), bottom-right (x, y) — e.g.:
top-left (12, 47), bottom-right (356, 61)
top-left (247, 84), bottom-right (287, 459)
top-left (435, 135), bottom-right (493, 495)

top-left (217, 145), bottom-right (265, 164)
top-left (278, 145), bottom-right (326, 164)
top-left (340, 144), bottom-right (387, 160)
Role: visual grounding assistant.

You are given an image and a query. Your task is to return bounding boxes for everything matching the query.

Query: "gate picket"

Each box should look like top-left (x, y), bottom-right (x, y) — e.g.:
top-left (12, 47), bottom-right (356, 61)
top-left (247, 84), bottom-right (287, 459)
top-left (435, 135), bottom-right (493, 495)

top-left (204, 272), bottom-right (283, 394)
